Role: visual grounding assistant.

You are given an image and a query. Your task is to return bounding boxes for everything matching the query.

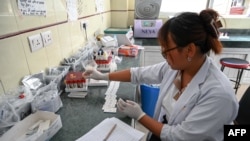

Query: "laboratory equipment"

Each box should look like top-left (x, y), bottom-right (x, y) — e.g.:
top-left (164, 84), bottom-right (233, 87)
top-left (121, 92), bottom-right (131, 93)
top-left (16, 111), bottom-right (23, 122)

top-left (64, 71), bottom-right (87, 92)
top-left (134, 0), bottom-right (163, 38)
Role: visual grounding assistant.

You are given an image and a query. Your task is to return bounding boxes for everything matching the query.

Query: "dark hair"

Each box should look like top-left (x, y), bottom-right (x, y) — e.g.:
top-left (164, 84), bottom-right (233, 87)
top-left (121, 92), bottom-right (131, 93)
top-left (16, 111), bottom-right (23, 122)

top-left (158, 9), bottom-right (223, 54)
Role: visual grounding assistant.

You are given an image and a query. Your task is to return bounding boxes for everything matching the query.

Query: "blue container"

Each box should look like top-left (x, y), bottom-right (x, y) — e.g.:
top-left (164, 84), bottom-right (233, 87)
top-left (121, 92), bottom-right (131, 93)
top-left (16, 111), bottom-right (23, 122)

top-left (140, 84), bottom-right (160, 117)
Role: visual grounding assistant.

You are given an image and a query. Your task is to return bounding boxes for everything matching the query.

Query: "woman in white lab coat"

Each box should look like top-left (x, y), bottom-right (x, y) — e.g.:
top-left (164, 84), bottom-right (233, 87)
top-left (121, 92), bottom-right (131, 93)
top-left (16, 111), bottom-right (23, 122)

top-left (83, 9), bottom-right (239, 141)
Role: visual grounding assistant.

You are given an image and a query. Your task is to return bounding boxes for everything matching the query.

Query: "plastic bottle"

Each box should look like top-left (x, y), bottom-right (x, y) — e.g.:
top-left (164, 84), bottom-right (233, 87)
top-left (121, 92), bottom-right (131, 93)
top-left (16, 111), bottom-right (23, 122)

top-left (129, 25), bottom-right (133, 39)
top-left (113, 35), bottom-right (118, 47)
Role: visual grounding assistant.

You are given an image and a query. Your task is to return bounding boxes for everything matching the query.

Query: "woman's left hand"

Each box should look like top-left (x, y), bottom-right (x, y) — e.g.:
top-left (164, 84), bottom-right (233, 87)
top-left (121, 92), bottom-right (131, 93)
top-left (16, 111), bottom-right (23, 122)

top-left (117, 98), bottom-right (145, 120)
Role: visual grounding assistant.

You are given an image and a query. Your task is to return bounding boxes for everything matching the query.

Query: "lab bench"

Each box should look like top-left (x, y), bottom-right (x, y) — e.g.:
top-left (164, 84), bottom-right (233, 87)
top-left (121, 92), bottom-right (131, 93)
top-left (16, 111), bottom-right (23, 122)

top-left (51, 33), bottom-right (250, 140)
top-left (51, 52), bottom-right (142, 141)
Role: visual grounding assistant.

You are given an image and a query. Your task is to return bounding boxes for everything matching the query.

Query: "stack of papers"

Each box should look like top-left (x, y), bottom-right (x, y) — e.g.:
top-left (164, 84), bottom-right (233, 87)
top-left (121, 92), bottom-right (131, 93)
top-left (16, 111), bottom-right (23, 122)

top-left (76, 117), bottom-right (145, 141)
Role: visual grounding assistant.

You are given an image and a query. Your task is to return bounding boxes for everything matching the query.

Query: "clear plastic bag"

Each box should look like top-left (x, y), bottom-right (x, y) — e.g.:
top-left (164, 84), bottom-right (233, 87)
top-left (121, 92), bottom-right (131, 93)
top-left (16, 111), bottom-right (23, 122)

top-left (0, 100), bottom-right (20, 136)
top-left (22, 72), bottom-right (46, 92)
top-left (5, 86), bottom-right (33, 121)
top-left (31, 82), bottom-right (63, 113)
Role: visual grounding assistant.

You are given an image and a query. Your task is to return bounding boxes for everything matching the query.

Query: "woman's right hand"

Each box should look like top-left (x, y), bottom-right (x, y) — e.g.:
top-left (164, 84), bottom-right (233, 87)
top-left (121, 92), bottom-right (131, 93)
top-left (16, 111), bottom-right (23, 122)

top-left (82, 67), bottom-right (109, 80)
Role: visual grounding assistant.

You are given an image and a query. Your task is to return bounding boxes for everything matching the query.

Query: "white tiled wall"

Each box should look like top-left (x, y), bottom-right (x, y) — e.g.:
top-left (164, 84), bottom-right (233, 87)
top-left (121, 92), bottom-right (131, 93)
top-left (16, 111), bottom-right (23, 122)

top-left (0, 1), bottom-right (19, 35)
top-left (0, 0), bottom-right (113, 94)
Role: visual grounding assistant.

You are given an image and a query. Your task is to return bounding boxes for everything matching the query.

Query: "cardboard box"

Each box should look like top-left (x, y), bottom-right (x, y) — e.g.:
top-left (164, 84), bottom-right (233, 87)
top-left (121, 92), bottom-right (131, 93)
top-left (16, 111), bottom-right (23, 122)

top-left (118, 45), bottom-right (138, 57)
top-left (0, 111), bottom-right (62, 141)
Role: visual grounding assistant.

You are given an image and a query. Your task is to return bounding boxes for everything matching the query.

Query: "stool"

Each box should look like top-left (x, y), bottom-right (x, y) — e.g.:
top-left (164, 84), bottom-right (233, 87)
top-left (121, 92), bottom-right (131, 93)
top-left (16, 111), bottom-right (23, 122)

top-left (220, 57), bottom-right (250, 94)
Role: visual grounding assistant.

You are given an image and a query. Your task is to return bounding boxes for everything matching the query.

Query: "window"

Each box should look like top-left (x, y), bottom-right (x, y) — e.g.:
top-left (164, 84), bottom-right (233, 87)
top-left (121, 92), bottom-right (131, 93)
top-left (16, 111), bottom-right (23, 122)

top-left (211, 0), bottom-right (247, 15)
top-left (160, 0), bottom-right (250, 17)
top-left (160, 0), bottom-right (208, 16)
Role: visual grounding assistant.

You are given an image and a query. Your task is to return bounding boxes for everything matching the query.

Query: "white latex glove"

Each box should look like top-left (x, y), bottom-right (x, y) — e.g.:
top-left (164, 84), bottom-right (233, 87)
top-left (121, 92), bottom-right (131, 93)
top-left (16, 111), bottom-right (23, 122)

top-left (117, 98), bottom-right (145, 120)
top-left (82, 67), bottom-right (109, 80)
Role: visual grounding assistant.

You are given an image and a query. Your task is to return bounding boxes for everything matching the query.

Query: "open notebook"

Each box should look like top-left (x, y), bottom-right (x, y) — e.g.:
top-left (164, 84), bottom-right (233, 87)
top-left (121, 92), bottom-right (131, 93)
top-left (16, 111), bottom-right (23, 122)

top-left (76, 117), bottom-right (145, 141)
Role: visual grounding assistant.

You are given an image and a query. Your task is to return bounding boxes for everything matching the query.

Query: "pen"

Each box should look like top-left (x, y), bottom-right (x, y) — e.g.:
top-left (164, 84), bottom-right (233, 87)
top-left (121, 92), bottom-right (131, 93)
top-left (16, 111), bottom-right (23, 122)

top-left (103, 123), bottom-right (117, 141)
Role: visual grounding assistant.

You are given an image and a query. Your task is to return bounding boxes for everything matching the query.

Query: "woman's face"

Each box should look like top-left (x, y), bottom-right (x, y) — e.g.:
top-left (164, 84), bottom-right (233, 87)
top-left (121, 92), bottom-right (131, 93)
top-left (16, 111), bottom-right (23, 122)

top-left (161, 34), bottom-right (188, 70)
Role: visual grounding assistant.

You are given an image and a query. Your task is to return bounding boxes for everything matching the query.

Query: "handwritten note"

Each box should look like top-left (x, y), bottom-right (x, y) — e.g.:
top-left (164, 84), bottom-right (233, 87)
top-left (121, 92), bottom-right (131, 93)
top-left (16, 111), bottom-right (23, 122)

top-left (95, 0), bottom-right (104, 13)
top-left (67, 0), bottom-right (78, 21)
top-left (18, 0), bottom-right (46, 16)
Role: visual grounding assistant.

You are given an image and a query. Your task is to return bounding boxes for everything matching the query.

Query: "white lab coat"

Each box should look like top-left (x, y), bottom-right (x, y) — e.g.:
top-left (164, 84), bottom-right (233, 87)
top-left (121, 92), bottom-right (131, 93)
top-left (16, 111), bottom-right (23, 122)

top-left (130, 56), bottom-right (239, 141)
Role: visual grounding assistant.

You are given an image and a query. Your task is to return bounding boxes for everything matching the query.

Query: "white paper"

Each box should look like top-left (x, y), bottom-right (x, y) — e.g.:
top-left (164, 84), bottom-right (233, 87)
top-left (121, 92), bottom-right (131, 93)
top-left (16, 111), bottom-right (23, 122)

top-left (18, 0), bottom-right (46, 16)
top-left (76, 117), bottom-right (145, 141)
top-left (67, 0), bottom-right (78, 21)
top-left (95, 0), bottom-right (104, 13)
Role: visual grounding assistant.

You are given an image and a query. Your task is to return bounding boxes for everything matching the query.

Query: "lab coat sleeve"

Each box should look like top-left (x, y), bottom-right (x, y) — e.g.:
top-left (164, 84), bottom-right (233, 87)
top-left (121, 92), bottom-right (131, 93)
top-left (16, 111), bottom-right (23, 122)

top-left (160, 86), bottom-right (238, 141)
top-left (130, 61), bottom-right (170, 84)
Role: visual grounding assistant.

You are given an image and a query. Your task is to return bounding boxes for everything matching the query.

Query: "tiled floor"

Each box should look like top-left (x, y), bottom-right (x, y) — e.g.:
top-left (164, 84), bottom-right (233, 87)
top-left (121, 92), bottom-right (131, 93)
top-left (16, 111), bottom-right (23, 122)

top-left (236, 84), bottom-right (249, 101)
top-left (135, 84), bottom-right (249, 141)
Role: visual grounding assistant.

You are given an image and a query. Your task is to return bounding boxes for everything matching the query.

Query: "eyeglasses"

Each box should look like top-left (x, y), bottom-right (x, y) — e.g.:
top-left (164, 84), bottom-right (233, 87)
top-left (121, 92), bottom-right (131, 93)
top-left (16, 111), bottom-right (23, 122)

top-left (161, 46), bottom-right (179, 59)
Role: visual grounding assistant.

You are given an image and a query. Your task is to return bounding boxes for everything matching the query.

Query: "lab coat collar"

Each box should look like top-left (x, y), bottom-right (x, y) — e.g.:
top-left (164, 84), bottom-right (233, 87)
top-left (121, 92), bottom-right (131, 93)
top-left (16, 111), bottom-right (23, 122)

top-left (169, 56), bottom-right (211, 124)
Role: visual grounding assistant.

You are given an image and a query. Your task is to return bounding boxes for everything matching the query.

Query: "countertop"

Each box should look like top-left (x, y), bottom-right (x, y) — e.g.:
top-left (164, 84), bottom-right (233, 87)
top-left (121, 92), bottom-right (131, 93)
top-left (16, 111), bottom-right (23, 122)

top-left (51, 52), bottom-right (141, 141)
top-left (134, 35), bottom-right (250, 48)
top-left (219, 35), bottom-right (250, 42)
top-left (219, 35), bottom-right (250, 48)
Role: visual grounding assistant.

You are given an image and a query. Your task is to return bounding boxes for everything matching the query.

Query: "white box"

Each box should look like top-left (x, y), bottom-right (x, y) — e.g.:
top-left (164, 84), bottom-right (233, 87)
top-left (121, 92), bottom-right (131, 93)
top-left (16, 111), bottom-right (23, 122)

top-left (134, 19), bottom-right (163, 38)
top-left (0, 111), bottom-right (62, 141)
top-left (104, 28), bottom-right (134, 46)
top-left (100, 36), bottom-right (117, 47)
